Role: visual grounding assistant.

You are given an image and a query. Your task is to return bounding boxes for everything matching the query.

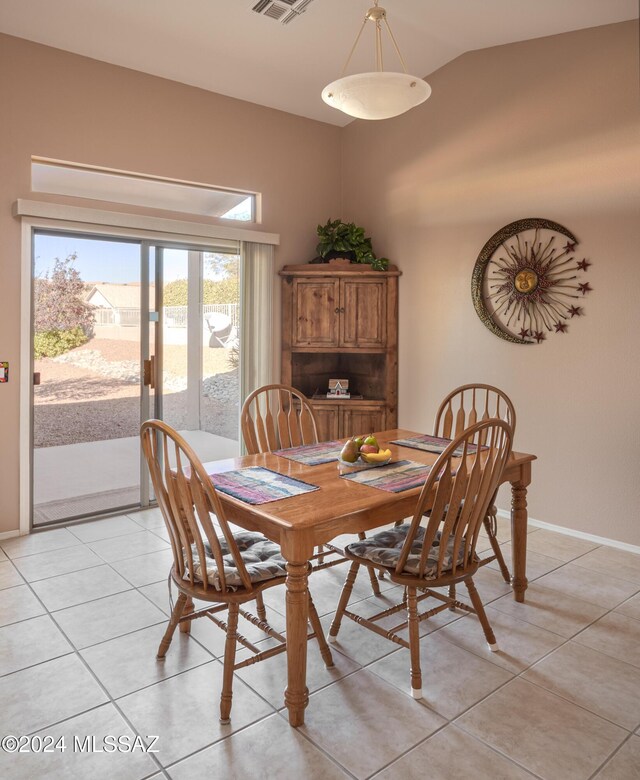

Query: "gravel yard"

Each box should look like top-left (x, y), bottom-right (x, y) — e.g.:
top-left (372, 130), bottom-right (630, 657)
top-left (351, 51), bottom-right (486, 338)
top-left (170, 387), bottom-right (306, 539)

top-left (34, 338), bottom-right (239, 447)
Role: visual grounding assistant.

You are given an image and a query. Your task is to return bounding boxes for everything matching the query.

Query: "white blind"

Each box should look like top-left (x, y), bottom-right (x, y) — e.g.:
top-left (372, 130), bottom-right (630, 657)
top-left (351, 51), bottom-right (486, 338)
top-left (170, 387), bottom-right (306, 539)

top-left (240, 242), bottom-right (275, 449)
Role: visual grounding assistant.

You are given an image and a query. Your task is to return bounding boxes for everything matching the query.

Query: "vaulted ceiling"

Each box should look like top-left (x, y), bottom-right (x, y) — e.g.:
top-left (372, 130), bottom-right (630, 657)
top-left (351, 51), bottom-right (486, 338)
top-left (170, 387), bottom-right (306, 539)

top-left (0, 0), bottom-right (636, 125)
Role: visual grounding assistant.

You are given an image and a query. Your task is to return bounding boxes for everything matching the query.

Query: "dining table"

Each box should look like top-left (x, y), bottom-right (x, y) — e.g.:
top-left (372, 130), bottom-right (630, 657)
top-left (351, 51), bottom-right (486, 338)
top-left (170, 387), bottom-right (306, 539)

top-left (200, 427), bottom-right (536, 727)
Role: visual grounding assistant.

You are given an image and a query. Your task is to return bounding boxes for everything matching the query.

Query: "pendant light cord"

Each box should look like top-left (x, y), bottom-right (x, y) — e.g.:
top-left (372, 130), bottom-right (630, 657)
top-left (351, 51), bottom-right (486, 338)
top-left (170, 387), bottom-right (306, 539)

top-left (339, 1), bottom-right (409, 77)
top-left (383, 16), bottom-right (408, 73)
top-left (340, 16), bottom-right (369, 77)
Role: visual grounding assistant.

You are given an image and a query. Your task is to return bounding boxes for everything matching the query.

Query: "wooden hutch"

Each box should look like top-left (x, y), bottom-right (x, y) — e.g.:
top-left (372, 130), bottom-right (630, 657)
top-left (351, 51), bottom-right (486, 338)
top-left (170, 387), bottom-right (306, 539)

top-left (279, 263), bottom-right (400, 442)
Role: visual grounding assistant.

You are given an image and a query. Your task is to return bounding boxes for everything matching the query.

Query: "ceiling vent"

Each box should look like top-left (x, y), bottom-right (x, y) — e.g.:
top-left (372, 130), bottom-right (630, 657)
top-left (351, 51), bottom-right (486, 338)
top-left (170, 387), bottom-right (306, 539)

top-left (252, 0), bottom-right (315, 25)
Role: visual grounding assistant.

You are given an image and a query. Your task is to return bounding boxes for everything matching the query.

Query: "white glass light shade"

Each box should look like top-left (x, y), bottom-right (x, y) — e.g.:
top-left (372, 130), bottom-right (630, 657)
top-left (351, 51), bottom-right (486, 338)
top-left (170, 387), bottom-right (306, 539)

top-left (322, 71), bottom-right (431, 120)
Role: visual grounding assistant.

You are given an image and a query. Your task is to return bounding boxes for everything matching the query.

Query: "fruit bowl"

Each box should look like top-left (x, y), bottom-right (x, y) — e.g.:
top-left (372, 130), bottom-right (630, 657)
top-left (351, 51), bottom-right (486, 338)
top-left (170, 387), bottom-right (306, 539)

top-left (339, 436), bottom-right (392, 469)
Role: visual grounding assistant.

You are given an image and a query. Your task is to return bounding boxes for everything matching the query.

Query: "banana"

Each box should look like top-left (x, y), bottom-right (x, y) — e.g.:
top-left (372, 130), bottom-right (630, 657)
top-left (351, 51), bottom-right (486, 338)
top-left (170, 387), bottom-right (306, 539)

top-left (360, 448), bottom-right (392, 464)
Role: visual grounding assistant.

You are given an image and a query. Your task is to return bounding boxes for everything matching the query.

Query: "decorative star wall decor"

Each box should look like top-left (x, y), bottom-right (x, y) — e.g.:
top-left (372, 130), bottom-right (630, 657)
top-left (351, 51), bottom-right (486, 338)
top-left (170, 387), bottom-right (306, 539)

top-left (471, 218), bottom-right (593, 344)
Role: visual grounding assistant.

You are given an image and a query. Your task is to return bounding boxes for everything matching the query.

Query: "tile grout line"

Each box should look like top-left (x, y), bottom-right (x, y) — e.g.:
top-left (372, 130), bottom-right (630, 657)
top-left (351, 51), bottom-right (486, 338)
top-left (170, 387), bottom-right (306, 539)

top-left (351, 600), bottom-right (634, 768)
top-left (586, 730), bottom-right (639, 780)
top-left (2, 522), bottom-right (639, 778)
top-left (366, 720), bottom-right (547, 780)
top-left (8, 565), bottom-right (171, 779)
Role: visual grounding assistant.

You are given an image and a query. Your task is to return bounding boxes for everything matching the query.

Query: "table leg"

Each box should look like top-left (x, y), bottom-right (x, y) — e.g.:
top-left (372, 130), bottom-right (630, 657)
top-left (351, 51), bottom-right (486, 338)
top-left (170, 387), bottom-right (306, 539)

top-left (511, 480), bottom-right (529, 602)
top-left (284, 560), bottom-right (309, 727)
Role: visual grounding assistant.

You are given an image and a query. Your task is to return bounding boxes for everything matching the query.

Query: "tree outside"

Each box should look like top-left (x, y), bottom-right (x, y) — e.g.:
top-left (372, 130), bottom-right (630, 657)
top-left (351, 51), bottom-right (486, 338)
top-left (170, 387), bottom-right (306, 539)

top-left (33, 253), bottom-right (95, 358)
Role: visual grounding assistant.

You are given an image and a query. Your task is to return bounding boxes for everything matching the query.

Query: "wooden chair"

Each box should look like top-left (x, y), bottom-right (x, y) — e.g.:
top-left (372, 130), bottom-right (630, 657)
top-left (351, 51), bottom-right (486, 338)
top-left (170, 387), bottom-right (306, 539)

top-left (434, 383), bottom-right (516, 585)
top-left (140, 419), bottom-right (334, 724)
top-left (241, 383), bottom-right (319, 455)
top-left (328, 418), bottom-right (513, 700)
top-left (240, 383), bottom-right (382, 597)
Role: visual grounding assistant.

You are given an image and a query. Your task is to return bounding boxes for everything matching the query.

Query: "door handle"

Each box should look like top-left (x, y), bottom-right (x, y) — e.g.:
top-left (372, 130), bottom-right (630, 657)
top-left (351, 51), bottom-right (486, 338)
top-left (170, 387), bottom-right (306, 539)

top-left (33, 372), bottom-right (41, 386)
top-left (143, 356), bottom-right (156, 388)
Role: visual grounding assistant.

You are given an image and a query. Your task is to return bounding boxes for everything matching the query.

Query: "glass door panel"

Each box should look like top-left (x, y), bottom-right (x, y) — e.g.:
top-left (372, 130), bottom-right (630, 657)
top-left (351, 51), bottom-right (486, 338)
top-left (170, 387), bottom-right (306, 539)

top-left (156, 246), bottom-right (240, 464)
top-left (32, 231), bottom-right (144, 526)
top-left (200, 250), bottom-right (240, 445)
top-left (31, 233), bottom-right (241, 527)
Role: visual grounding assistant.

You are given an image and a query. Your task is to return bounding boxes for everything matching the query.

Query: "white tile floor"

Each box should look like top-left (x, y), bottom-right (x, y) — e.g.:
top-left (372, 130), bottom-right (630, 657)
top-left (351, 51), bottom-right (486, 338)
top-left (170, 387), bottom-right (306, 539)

top-left (0, 512), bottom-right (639, 779)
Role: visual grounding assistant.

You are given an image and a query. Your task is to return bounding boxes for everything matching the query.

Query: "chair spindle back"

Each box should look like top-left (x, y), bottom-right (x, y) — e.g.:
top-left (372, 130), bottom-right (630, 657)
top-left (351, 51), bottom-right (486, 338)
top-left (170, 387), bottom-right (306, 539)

top-left (397, 419), bottom-right (513, 580)
top-left (434, 383), bottom-right (516, 445)
top-left (141, 420), bottom-right (253, 594)
top-left (241, 384), bottom-right (319, 454)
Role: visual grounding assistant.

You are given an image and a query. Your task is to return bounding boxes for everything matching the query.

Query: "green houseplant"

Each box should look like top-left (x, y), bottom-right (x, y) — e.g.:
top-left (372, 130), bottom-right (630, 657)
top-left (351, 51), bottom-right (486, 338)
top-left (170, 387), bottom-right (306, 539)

top-left (314, 219), bottom-right (389, 271)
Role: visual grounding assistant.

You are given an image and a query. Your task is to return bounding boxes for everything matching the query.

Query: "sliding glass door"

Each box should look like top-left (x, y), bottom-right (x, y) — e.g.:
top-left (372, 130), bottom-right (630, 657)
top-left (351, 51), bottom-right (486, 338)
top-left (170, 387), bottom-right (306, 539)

top-left (31, 230), bottom-right (240, 527)
top-left (154, 245), bottom-right (240, 465)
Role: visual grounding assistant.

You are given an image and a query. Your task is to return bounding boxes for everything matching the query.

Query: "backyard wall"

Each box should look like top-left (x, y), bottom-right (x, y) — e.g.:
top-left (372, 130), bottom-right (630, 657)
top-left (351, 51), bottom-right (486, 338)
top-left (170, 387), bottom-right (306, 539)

top-left (0, 34), bottom-right (342, 534)
top-left (341, 22), bottom-right (640, 546)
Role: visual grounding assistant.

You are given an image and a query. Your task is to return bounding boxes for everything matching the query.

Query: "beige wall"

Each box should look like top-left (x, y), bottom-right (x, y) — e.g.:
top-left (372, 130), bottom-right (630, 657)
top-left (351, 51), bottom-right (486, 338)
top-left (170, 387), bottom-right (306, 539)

top-left (0, 34), bottom-right (342, 534)
top-left (342, 22), bottom-right (640, 545)
top-left (2, 24), bottom-right (639, 545)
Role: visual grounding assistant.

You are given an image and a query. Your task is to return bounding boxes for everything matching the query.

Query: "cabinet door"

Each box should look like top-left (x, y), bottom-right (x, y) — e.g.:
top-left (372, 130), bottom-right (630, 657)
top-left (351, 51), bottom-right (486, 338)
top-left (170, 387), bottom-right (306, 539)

top-left (341, 405), bottom-right (386, 438)
top-left (341, 279), bottom-right (386, 348)
top-left (313, 404), bottom-right (340, 442)
top-left (292, 279), bottom-right (340, 347)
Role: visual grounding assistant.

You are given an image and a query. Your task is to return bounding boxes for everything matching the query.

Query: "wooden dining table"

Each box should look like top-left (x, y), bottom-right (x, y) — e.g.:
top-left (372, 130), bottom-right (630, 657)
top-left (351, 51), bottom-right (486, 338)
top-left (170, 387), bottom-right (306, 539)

top-left (201, 428), bottom-right (536, 727)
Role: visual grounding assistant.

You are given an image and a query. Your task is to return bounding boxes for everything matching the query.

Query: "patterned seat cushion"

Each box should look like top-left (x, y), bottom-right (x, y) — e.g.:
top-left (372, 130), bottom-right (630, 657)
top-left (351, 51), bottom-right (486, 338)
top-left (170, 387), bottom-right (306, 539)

top-left (345, 523), bottom-right (466, 579)
top-left (187, 531), bottom-right (287, 591)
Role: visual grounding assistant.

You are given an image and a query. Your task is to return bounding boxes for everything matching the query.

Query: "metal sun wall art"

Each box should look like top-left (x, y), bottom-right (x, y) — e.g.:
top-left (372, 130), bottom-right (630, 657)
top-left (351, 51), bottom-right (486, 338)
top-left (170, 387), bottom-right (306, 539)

top-left (471, 218), bottom-right (592, 344)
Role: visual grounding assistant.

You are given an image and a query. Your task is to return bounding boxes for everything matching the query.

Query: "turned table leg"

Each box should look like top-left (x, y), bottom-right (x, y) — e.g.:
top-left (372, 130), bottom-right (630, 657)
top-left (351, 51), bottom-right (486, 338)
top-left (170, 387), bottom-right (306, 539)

top-left (284, 560), bottom-right (310, 726)
top-left (511, 476), bottom-right (530, 603)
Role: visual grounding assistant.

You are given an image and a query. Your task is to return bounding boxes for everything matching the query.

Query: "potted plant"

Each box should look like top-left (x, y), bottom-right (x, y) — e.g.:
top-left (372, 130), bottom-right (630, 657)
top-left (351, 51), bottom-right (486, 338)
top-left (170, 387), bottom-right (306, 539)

top-left (313, 219), bottom-right (389, 271)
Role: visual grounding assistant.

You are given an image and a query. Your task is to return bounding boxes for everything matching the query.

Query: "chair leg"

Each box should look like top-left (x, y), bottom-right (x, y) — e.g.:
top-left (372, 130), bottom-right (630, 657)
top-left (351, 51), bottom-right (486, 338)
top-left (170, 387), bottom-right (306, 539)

top-left (179, 595), bottom-right (194, 634)
top-left (157, 592), bottom-right (188, 659)
top-left (465, 577), bottom-right (498, 652)
top-left (255, 591), bottom-right (267, 622)
top-left (328, 561), bottom-right (360, 643)
top-left (220, 603), bottom-right (239, 724)
top-left (317, 544), bottom-right (325, 565)
top-left (358, 533), bottom-right (381, 596)
top-left (483, 510), bottom-right (511, 583)
top-left (366, 565), bottom-right (382, 594)
top-left (308, 592), bottom-right (334, 668)
top-left (448, 583), bottom-right (457, 609)
top-left (407, 586), bottom-right (422, 699)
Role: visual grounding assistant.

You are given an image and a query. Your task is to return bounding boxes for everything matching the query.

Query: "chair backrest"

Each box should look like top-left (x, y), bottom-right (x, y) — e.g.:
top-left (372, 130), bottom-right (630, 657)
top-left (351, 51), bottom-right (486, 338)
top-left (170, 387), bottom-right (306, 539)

top-left (434, 384), bottom-right (516, 443)
top-left (140, 419), bottom-right (253, 594)
top-left (396, 418), bottom-right (513, 580)
top-left (241, 383), bottom-right (320, 455)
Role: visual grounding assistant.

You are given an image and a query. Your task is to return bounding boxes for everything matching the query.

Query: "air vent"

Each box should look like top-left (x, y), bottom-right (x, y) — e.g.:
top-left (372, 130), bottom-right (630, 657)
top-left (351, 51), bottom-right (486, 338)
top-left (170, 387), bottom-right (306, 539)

top-left (252, 0), bottom-right (315, 25)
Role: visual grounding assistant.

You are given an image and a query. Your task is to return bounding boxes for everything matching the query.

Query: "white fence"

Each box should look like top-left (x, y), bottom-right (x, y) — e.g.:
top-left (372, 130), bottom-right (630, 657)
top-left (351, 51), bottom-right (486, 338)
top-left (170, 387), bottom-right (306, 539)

top-left (93, 303), bottom-right (239, 329)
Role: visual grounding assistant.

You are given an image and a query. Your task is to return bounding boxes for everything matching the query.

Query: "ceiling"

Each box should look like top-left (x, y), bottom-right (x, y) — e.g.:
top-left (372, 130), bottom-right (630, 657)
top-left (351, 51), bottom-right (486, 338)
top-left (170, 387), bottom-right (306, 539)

top-left (0, 0), bottom-right (636, 126)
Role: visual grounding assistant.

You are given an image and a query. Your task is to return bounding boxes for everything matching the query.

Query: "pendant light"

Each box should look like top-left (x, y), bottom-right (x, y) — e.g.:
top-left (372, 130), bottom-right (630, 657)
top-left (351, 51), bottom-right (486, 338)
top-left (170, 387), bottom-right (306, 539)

top-left (321, 1), bottom-right (431, 120)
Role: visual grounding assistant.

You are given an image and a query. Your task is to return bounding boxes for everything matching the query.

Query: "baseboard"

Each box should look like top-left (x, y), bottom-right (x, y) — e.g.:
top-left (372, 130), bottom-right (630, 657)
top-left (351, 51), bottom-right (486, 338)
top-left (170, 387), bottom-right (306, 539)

top-left (496, 509), bottom-right (640, 555)
top-left (0, 530), bottom-right (20, 541)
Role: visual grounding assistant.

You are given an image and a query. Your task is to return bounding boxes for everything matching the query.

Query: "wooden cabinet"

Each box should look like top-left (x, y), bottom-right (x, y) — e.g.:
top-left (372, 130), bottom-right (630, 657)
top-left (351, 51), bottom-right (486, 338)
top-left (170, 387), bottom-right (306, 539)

top-left (280, 264), bottom-right (400, 440)
top-left (311, 402), bottom-right (387, 443)
top-left (292, 276), bottom-right (387, 349)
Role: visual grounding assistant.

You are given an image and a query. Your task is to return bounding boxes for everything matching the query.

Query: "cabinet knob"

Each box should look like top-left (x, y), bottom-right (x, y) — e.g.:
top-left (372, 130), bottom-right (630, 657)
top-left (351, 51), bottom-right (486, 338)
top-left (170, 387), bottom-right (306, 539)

top-left (335, 307), bottom-right (340, 314)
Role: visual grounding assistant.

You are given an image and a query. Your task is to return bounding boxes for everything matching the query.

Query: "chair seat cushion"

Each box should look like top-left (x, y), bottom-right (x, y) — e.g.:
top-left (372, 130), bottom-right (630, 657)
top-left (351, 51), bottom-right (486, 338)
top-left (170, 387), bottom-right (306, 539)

top-left (188, 531), bottom-right (287, 591)
top-left (345, 523), bottom-right (466, 579)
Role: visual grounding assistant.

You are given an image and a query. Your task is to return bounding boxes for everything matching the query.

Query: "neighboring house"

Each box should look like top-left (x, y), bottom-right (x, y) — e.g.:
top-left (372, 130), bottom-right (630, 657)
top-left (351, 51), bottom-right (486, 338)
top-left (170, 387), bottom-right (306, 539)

top-left (84, 282), bottom-right (154, 325)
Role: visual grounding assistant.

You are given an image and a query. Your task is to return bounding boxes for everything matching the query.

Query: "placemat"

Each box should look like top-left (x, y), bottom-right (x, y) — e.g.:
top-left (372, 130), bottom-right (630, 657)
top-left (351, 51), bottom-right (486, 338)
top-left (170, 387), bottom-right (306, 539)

top-left (340, 460), bottom-right (431, 493)
top-left (391, 434), bottom-right (480, 457)
top-left (210, 467), bottom-right (319, 505)
top-left (273, 440), bottom-right (344, 466)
